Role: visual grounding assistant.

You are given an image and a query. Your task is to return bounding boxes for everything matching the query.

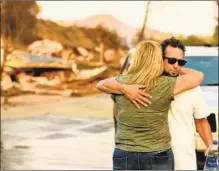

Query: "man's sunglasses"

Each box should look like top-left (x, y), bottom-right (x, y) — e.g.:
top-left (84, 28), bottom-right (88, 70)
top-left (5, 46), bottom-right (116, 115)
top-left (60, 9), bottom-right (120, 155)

top-left (163, 56), bottom-right (187, 66)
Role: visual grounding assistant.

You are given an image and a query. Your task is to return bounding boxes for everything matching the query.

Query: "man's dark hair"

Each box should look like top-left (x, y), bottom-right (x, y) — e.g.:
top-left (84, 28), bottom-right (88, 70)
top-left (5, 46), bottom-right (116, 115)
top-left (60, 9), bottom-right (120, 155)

top-left (161, 37), bottom-right (186, 57)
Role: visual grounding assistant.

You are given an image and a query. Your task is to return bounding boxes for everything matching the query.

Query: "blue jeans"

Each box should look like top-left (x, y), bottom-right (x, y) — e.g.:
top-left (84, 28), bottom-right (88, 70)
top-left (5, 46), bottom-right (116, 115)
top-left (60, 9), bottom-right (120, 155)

top-left (113, 148), bottom-right (174, 170)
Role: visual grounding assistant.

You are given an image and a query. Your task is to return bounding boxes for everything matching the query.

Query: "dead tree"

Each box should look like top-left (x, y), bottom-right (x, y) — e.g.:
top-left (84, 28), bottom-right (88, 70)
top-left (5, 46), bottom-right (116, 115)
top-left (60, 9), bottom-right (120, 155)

top-left (138, 1), bottom-right (151, 43)
top-left (216, 0), bottom-right (218, 20)
top-left (1, 2), bottom-right (13, 107)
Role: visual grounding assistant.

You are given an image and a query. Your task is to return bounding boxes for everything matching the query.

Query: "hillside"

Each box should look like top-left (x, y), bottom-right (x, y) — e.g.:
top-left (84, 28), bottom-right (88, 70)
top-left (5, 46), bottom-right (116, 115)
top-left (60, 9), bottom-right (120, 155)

top-left (57, 14), bottom-right (173, 41)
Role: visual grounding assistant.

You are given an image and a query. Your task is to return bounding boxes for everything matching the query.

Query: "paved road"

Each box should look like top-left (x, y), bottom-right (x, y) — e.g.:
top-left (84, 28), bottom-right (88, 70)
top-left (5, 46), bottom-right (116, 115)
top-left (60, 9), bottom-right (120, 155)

top-left (1, 114), bottom-right (115, 170)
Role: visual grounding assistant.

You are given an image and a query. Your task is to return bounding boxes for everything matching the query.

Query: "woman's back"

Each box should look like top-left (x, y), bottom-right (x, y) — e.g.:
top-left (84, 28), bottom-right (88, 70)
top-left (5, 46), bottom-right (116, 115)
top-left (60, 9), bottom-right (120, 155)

top-left (114, 74), bottom-right (176, 152)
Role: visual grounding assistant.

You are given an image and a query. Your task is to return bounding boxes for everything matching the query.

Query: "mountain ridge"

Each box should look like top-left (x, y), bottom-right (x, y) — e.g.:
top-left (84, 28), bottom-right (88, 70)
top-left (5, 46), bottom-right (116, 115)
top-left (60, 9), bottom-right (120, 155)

top-left (56, 14), bottom-right (173, 42)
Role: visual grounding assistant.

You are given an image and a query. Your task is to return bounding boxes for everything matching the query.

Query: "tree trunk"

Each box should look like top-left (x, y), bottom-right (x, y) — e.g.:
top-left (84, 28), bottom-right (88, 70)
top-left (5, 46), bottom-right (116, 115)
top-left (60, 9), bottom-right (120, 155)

top-left (138, 1), bottom-right (151, 43)
top-left (1, 2), bottom-right (12, 106)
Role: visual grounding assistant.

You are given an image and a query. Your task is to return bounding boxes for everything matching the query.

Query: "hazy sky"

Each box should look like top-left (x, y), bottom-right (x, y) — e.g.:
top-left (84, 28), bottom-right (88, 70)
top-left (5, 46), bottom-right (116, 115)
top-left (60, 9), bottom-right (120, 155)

top-left (37, 1), bottom-right (218, 36)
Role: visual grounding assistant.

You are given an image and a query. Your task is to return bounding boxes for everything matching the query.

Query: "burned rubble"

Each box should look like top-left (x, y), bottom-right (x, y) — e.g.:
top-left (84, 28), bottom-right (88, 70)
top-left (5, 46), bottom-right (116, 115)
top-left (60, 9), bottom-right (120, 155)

top-left (1, 40), bottom-right (125, 97)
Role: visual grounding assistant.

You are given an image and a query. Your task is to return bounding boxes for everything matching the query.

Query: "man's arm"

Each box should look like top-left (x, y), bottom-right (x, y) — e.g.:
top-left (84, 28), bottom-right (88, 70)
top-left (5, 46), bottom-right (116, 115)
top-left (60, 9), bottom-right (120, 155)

top-left (96, 77), bottom-right (152, 108)
top-left (192, 86), bottom-right (213, 155)
top-left (195, 118), bottom-right (213, 151)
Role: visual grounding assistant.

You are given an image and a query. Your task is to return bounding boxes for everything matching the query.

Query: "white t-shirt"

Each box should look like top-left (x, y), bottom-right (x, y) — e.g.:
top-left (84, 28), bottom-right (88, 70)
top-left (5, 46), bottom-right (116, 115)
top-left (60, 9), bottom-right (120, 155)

top-left (168, 86), bottom-right (210, 170)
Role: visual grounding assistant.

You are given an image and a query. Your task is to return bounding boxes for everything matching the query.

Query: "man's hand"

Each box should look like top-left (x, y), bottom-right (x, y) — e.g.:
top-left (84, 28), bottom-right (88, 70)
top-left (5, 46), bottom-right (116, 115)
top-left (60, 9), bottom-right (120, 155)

top-left (121, 84), bottom-right (152, 109)
top-left (204, 144), bottom-right (216, 156)
top-left (204, 145), bottom-right (215, 156)
top-left (204, 147), bottom-right (210, 156)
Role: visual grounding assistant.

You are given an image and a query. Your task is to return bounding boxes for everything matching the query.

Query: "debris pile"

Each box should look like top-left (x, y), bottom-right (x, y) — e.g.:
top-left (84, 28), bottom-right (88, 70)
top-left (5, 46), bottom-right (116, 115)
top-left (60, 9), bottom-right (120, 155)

top-left (1, 41), bottom-right (124, 97)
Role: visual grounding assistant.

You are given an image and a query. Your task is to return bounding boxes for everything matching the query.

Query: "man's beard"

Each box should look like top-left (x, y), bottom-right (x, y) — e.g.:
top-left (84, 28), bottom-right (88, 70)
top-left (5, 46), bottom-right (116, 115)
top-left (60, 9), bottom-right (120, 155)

top-left (163, 71), bottom-right (179, 77)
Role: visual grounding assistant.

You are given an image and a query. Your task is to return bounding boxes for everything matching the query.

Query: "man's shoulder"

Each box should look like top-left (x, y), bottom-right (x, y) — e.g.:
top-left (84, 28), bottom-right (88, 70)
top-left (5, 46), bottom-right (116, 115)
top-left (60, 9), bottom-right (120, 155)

top-left (175, 86), bottom-right (202, 98)
top-left (184, 86), bottom-right (202, 94)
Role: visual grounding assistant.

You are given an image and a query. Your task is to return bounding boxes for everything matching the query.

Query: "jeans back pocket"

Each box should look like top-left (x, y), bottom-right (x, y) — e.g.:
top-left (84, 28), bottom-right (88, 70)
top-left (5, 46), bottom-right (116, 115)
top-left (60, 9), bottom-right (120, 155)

top-left (113, 157), bottom-right (127, 170)
top-left (150, 149), bottom-right (174, 170)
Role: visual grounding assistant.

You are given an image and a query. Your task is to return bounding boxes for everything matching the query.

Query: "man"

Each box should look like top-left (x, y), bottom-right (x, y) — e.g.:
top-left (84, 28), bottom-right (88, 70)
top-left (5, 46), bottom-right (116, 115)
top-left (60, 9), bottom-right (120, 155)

top-left (97, 37), bottom-right (213, 170)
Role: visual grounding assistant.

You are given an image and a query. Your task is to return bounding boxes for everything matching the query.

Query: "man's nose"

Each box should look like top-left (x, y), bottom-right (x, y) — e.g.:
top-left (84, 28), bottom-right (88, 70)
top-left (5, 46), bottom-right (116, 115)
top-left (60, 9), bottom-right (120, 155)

top-left (173, 62), bottom-right (179, 68)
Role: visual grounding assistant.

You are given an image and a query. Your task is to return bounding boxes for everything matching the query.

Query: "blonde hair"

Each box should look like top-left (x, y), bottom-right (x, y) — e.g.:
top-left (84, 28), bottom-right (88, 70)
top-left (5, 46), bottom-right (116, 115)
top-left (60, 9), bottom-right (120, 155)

top-left (126, 40), bottom-right (164, 90)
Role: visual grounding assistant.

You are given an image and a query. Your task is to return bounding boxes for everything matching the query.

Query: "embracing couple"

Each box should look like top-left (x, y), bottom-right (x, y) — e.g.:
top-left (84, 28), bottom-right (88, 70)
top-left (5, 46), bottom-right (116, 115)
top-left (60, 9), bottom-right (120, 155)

top-left (97, 37), bottom-right (213, 170)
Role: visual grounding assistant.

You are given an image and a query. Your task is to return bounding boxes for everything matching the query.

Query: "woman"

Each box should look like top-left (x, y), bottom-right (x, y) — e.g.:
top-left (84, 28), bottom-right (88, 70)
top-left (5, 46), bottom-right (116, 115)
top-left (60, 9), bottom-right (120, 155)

top-left (97, 40), bottom-right (204, 170)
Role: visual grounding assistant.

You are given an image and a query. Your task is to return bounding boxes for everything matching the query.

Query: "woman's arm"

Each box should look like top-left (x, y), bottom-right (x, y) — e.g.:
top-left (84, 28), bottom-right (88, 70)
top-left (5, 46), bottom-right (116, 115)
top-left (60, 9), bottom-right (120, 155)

top-left (96, 77), bottom-right (125, 94)
top-left (174, 68), bottom-right (204, 95)
top-left (96, 77), bottom-right (151, 108)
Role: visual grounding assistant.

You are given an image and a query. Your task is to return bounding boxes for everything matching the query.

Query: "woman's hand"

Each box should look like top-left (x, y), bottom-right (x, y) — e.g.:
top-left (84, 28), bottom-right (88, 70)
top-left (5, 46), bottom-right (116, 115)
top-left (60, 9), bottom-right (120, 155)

top-left (121, 84), bottom-right (152, 109)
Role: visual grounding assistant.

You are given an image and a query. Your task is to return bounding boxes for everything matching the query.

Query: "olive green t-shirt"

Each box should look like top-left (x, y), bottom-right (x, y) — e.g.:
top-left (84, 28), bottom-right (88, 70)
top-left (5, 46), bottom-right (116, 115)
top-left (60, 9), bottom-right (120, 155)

top-left (114, 74), bottom-right (177, 152)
